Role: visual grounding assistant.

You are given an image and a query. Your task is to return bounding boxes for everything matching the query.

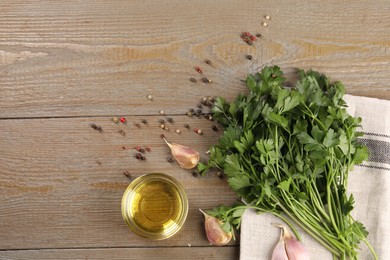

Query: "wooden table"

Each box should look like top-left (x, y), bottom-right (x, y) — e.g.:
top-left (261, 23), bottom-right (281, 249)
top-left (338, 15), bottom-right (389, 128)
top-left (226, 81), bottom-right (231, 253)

top-left (1, 1), bottom-right (389, 259)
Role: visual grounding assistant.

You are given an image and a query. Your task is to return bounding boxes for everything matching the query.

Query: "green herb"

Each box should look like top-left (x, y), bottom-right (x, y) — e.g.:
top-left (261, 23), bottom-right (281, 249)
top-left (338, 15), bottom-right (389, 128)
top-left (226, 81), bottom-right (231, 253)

top-left (199, 66), bottom-right (377, 259)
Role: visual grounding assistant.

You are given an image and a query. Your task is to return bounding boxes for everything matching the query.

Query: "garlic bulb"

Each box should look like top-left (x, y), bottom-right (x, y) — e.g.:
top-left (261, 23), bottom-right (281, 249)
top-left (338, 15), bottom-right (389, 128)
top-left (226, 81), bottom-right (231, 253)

top-left (199, 209), bottom-right (232, 246)
top-left (163, 138), bottom-right (200, 169)
top-left (272, 224), bottom-right (309, 260)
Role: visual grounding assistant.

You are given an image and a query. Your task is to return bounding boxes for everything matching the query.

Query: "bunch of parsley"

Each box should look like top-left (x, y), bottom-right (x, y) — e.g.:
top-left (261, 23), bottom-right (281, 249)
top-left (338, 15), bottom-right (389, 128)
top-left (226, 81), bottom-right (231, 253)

top-left (198, 66), bottom-right (377, 259)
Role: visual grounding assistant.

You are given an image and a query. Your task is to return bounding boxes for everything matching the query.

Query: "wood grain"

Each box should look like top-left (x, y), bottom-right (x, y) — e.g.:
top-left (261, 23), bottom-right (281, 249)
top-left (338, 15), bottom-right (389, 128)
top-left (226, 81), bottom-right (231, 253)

top-left (0, 116), bottom-right (237, 250)
top-left (0, 0), bottom-right (389, 119)
top-left (0, 247), bottom-right (239, 260)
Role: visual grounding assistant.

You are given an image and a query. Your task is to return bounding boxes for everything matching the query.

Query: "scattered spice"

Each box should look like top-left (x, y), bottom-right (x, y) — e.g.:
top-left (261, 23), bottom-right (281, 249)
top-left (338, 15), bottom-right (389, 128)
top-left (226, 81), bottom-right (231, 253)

top-left (96, 160), bottom-right (102, 165)
top-left (112, 117), bottom-right (119, 123)
top-left (141, 119), bottom-right (148, 125)
top-left (265, 15), bottom-right (271, 20)
top-left (167, 117), bottom-right (174, 123)
top-left (159, 110), bottom-right (165, 115)
top-left (135, 153), bottom-right (143, 160)
top-left (194, 128), bottom-right (203, 135)
top-left (160, 124), bottom-right (166, 129)
top-left (120, 117), bottom-right (126, 123)
top-left (123, 171), bottom-right (132, 178)
top-left (122, 146), bottom-right (127, 150)
top-left (190, 77), bottom-right (197, 83)
top-left (90, 123), bottom-right (103, 132)
top-left (184, 124), bottom-right (190, 129)
top-left (217, 171), bottom-right (224, 179)
top-left (147, 94), bottom-right (153, 101)
top-left (196, 109), bottom-right (202, 114)
top-left (134, 123), bottom-right (141, 128)
top-left (197, 103), bottom-right (203, 108)
top-left (167, 157), bottom-right (174, 163)
top-left (262, 22), bottom-right (268, 27)
top-left (241, 32), bottom-right (256, 45)
top-left (187, 112), bottom-right (193, 117)
top-left (192, 171), bottom-right (199, 177)
top-left (189, 108), bottom-right (195, 113)
top-left (202, 77), bottom-right (212, 83)
top-left (175, 129), bottom-right (181, 134)
top-left (135, 146), bottom-right (142, 152)
top-left (194, 66), bottom-right (203, 74)
top-left (160, 134), bottom-right (165, 139)
top-left (119, 130), bottom-right (126, 136)
top-left (246, 54), bottom-right (253, 60)
top-left (140, 148), bottom-right (146, 154)
top-left (145, 147), bottom-right (151, 152)
top-left (256, 33), bottom-right (262, 38)
top-left (159, 119), bottom-right (165, 124)
top-left (212, 125), bottom-right (218, 132)
top-left (204, 59), bottom-right (211, 65)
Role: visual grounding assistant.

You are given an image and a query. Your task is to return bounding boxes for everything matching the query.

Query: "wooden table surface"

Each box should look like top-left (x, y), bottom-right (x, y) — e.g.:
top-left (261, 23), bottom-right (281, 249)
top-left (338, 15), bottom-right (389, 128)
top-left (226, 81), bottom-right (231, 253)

top-left (1, 1), bottom-right (389, 259)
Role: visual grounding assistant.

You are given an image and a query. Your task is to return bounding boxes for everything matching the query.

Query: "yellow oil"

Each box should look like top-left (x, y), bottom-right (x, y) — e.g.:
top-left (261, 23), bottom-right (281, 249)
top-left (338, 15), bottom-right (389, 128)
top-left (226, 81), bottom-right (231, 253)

top-left (129, 179), bottom-right (183, 234)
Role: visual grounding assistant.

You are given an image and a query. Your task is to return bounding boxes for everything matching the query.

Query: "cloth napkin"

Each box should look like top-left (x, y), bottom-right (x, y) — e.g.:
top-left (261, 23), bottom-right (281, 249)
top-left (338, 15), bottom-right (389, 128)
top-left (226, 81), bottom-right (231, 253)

top-left (240, 94), bottom-right (390, 260)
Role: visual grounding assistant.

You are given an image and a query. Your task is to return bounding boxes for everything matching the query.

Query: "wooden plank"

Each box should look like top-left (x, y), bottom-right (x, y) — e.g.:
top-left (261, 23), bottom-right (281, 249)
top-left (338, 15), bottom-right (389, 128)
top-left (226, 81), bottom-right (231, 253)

top-left (1, 0), bottom-right (389, 118)
top-left (0, 116), bottom-right (238, 250)
top-left (0, 246), bottom-right (239, 260)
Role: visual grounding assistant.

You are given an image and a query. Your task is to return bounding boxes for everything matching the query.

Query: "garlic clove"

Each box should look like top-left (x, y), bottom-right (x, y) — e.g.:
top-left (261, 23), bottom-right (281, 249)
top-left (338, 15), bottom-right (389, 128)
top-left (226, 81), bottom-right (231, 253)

top-left (163, 138), bottom-right (200, 169)
top-left (271, 236), bottom-right (289, 260)
top-left (199, 209), bottom-right (232, 246)
top-left (273, 224), bottom-right (310, 260)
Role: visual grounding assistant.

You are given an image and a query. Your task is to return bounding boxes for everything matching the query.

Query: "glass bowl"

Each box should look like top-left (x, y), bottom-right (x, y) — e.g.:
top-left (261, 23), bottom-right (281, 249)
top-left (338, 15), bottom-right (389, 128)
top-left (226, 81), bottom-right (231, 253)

top-left (121, 173), bottom-right (188, 240)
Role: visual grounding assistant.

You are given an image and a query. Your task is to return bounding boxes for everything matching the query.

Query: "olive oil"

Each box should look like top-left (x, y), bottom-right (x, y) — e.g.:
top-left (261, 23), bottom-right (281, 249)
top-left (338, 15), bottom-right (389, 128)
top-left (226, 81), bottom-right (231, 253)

top-left (121, 173), bottom-right (188, 240)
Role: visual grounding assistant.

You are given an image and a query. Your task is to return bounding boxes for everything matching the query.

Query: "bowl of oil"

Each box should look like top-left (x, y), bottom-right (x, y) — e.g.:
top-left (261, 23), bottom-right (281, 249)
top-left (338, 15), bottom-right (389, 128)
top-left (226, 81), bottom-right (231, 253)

top-left (121, 173), bottom-right (188, 240)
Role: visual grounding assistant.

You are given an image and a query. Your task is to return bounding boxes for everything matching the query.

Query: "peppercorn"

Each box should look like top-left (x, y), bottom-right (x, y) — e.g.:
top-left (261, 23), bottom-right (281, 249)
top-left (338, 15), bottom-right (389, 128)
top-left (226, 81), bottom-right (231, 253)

top-left (167, 117), bottom-right (174, 123)
top-left (120, 117), bottom-right (126, 123)
top-left (192, 171), bottom-right (199, 177)
top-left (167, 157), bottom-right (174, 163)
top-left (90, 123), bottom-right (103, 132)
top-left (189, 77), bottom-right (197, 83)
top-left (159, 119), bottom-right (165, 124)
top-left (145, 147), bottom-right (151, 152)
top-left (160, 134), bottom-right (165, 139)
top-left (195, 66), bottom-right (202, 74)
top-left (119, 130), bottom-right (126, 136)
top-left (141, 119), bottom-right (148, 125)
top-left (212, 125), bottom-right (218, 132)
top-left (246, 55), bottom-right (253, 60)
top-left (123, 171), bottom-right (132, 178)
top-left (202, 78), bottom-right (212, 83)
top-left (184, 124), bottom-right (190, 129)
top-left (204, 59), bottom-right (211, 65)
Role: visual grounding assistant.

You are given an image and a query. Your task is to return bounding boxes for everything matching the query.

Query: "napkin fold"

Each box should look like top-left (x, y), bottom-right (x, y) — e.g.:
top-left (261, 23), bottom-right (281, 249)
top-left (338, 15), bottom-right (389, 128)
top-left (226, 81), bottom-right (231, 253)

top-left (240, 94), bottom-right (390, 259)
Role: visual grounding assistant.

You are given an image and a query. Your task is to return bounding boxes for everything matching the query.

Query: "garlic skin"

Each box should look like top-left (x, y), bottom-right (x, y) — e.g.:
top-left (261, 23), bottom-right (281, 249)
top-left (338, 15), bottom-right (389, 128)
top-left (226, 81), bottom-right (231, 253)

top-left (271, 232), bottom-right (289, 260)
top-left (199, 209), bottom-right (232, 246)
top-left (163, 138), bottom-right (200, 169)
top-left (272, 224), bottom-right (310, 260)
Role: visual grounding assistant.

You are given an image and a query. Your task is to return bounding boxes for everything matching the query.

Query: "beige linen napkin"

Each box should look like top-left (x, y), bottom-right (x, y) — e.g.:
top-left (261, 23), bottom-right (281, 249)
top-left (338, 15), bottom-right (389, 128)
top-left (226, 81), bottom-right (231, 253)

top-left (240, 94), bottom-right (390, 259)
